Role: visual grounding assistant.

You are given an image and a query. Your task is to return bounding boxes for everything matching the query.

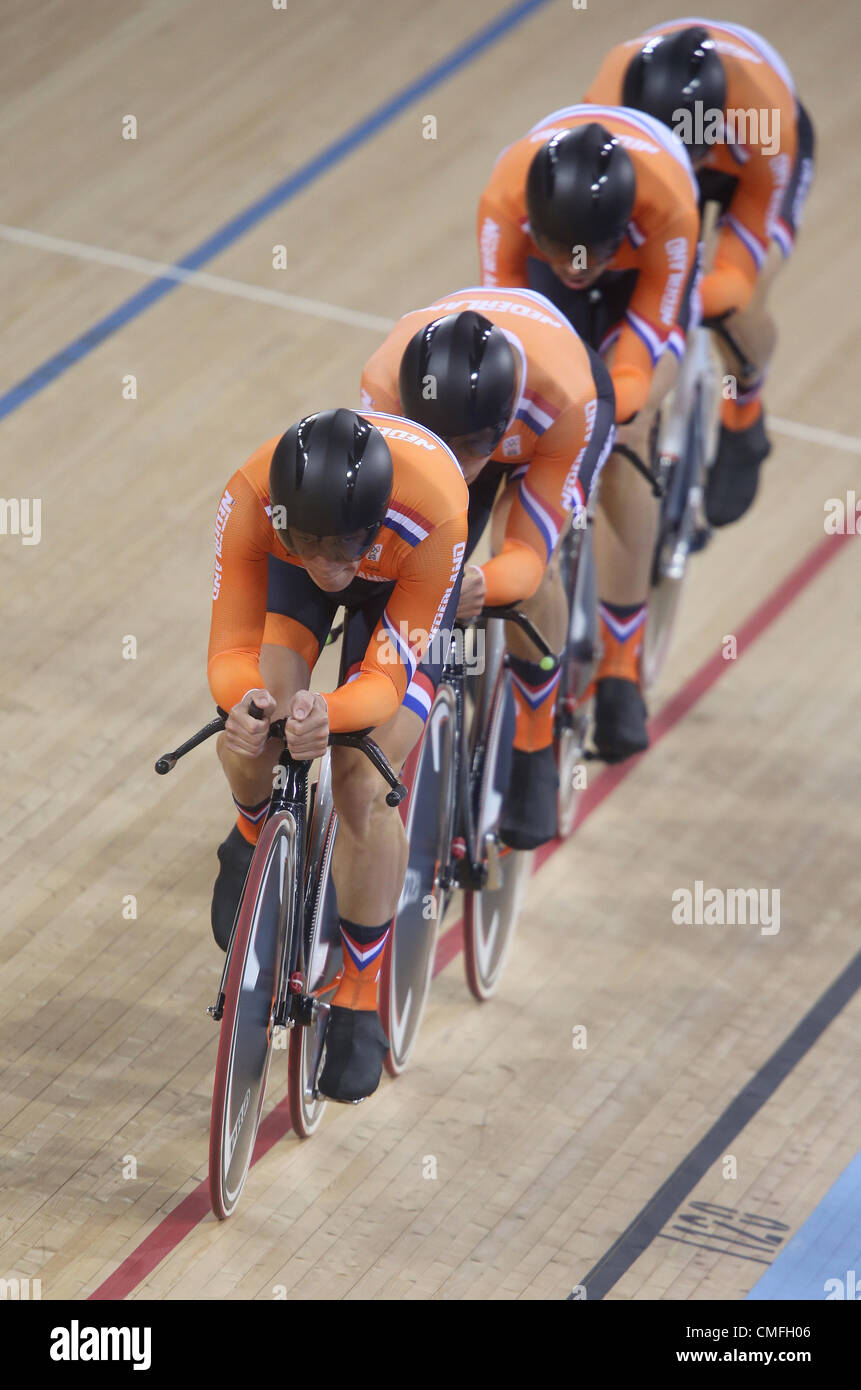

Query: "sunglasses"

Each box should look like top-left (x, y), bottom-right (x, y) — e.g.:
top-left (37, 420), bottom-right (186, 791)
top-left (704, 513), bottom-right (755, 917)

top-left (445, 423), bottom-right (509, 461)
top-left (277, 522), bottom-right (382, 563)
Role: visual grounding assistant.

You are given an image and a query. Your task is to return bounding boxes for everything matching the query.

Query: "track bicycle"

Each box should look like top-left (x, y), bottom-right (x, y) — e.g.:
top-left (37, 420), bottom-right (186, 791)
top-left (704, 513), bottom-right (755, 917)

top-left (155, 702), bottom-right (406, 1220)
top-left (639, 320), bottom-right (722, 689)
top-left (378, 603), bottom-right (555, 1036)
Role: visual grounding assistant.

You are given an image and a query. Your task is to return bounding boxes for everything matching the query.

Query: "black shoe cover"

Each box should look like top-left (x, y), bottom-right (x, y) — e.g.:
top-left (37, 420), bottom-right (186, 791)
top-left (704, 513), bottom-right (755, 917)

top-left (593, 678), bottom-right (649, 764)
top-left (317, 1005), bottom-right (390, 1103)
top-left (211, 825), bottom-right (255, 951)
top-left (499, 745), bottom-right (559, 850)
top-left (705, 414), bottom-right (771, 527)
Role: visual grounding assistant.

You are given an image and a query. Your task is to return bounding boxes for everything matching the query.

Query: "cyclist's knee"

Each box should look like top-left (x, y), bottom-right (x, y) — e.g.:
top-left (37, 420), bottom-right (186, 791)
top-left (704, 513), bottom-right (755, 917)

top-left (216, 732), bottom-right (277, 803)
top-left (718, 306), bottom-right (776, 381)
top-left (331, 747), bottom-right (393, 840)
top-left (615, 409), bottom-right (656, 464)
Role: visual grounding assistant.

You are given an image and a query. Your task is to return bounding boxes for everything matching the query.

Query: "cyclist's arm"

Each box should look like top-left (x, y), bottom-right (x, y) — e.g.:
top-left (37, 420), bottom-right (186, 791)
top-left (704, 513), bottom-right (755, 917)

top-left (322, 513), bottom-right (468, 732)
top-left (359, 354), bottom-right (401, 416)
top-left (611, 206), bottom-right (698, 421)
top-left (477, 171), bottom-right (530, 287)
top-left (207, 472), bottom-right (275, 711)
top-left (481, 404), bottom-right (596, 606)
top-left (701, 143), bottom-right (795, 318)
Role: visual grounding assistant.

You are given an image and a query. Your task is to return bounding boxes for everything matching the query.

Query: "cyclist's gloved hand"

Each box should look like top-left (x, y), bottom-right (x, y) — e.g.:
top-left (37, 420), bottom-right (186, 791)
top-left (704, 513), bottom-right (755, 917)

top-left (456, 564), bottom-right (487, 621)
top-left (285, 691), bottom-right (329, 760)
top-left (224, 688), bottom-right (276, 757)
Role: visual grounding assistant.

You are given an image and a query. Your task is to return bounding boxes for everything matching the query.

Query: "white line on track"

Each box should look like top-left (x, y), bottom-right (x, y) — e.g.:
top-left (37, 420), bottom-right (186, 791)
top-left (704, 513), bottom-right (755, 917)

top-left (4, 222), bottom-right (861, 458)
top-left (0, 223), bottom-right (396, 334)
top-left (768, 416), bottom-right (861, 456)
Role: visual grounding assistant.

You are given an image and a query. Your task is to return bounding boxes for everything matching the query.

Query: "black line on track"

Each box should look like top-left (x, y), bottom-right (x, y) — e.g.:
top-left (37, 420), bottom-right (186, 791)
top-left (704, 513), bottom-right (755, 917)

top-left (569, 944), bottom-right (861, 1299)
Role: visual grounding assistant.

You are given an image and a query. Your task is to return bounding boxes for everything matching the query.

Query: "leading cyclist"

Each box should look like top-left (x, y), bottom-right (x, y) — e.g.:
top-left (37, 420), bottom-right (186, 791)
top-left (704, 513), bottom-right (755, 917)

top-left (206, 408), bottom-right (468, 1103)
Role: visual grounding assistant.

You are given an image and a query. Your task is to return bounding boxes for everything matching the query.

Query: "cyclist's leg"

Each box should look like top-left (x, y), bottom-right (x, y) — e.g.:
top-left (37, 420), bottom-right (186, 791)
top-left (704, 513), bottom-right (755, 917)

top-left (526, 256), bottom-right (672, 760)
top-left (210, 558), bottom-right (335, 948)
top-left (491, 346), bottom-right (615, 844)
top-left (705, 101), bottom-right (815, 525)
top-left (704, 244), bottom-right (780, 526)
top-left (592, 345), bottom-right (678, 760)
top-left (318, 575), bottom-right (462, 1100)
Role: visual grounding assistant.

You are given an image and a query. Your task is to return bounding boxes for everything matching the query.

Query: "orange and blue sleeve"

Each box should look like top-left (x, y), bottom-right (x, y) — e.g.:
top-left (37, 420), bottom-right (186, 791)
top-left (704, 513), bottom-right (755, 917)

top-left (481, 406), bottom-right (591, 606)
top-left (477, 164), bottom-right (531, 287)
top-left (207, 471), bottom-right (274, 711)
top-left (611, 205), bottom-right (698, 421)
top-left (359, 346), bottom-right (401, 415)
top-left (323, 512), bottom-right (468, 732)
top-left (701, 142), bottom-right (796, 318)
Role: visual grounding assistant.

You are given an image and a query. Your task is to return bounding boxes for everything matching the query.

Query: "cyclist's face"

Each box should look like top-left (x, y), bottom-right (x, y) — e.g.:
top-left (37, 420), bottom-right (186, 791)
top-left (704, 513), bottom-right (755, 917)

top-left (446, 431), bottom-right (504, 482)
top-left (303, 555), bottom-right (363, 590)
top-left (533, 233), bottom-right (613, 290)
top-left (276, 528), bottom-right (372, 590)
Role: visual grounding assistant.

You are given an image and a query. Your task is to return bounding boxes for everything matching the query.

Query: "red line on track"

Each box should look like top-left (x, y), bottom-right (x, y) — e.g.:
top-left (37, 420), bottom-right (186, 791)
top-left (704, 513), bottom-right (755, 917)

top-left (89, 528), bottom-right (852, 1300)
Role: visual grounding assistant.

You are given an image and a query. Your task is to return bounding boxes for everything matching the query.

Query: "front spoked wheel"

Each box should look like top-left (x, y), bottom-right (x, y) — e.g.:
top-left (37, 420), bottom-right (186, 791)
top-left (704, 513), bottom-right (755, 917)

top-left (380, 685), bottom-right (456, 1076)
top-left (463, 654), bottom-right (527, 1001)
top-left (209, 812), bottom-right (298, 1220)
top-left (288, 754), bottom-right (340, 1139)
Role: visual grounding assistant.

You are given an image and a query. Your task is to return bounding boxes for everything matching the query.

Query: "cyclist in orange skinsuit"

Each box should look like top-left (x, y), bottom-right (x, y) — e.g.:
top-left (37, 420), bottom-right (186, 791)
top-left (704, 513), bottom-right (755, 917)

top-left (585, 20), bottom-right (815, 524)
top-left (478, 105), bottom-right (700, 760)
top-left (208, 409), bottom-right (468, 1102)
top-left (361, 287), bottom-right (615, 845)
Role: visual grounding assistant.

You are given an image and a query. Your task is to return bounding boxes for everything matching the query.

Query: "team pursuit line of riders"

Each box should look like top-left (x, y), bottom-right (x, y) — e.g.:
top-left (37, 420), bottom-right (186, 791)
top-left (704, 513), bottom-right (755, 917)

top-left (202, 21), bottom-right (815, 1104)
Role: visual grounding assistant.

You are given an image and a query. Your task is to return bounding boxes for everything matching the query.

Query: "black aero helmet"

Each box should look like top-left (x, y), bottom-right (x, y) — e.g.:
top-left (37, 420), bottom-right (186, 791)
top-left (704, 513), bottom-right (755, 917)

top-left (398, 311), bottom-right (517, 453)
top-left (622, 27), bottom-right (726, 160)
top-left (526, 124), bottom-right (636, 262)
top-left (269, 408), bottom-right (392, 559)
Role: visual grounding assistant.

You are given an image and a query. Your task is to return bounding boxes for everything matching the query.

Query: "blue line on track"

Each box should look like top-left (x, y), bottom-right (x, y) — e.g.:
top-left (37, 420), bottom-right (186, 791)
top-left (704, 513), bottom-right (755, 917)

top-left (0, 0), bottom-right (552, 422)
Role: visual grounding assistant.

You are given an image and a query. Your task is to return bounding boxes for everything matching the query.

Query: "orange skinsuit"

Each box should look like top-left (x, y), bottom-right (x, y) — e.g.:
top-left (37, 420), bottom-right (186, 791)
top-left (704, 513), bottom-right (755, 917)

top-left (360, 286), bottom-right (613, 608)
top-left (585, 20), bottom-right (799, 318)
top-left (477, 105), bottom-right (700, 423)
top-left (207, 415), bottom-right (468, 732)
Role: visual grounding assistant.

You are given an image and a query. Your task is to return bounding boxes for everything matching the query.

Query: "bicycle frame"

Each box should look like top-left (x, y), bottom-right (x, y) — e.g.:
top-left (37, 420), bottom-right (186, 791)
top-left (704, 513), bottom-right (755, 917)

top-left (207, 728), bottom-right (404, 1031)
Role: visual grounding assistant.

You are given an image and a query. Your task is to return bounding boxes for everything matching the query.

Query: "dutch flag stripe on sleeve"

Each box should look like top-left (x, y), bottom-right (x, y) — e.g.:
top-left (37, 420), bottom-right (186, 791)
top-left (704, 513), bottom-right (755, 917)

top-left (382, 608), bottom-right (417, 682)
top-left (518, 478), bottom-right (561, 560)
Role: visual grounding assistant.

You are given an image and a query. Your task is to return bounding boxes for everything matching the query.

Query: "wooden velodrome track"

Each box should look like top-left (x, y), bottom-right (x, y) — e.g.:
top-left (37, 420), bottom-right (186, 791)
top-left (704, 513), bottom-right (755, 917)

top-left (2, 0), bottom-right (860, 1303)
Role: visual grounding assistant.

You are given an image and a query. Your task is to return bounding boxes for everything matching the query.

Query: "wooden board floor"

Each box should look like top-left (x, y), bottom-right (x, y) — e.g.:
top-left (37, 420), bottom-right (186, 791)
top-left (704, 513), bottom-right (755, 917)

top-left (2, 0), bottom-right (860, 1301)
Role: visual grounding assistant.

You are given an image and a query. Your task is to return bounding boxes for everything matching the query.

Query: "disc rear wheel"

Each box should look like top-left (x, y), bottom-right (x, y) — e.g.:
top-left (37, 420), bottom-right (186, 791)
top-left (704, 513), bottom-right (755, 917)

top-left (380, 685), bottom-right (456, 1074)
top-left (463, 653), bottom-right (526, 1001)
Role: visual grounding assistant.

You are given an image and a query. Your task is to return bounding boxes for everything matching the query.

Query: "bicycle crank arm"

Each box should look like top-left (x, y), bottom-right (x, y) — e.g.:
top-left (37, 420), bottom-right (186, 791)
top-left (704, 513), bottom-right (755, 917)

top-left (483, 832), bottom-right (503, 893)
top-left (307, 1000), bottom-right (332, 1102)
top-left (451, 838), bottom-right (489, 892)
